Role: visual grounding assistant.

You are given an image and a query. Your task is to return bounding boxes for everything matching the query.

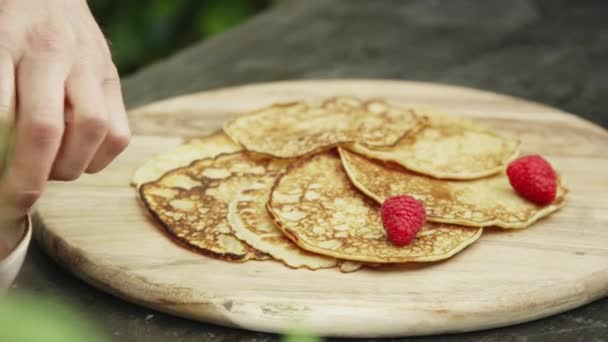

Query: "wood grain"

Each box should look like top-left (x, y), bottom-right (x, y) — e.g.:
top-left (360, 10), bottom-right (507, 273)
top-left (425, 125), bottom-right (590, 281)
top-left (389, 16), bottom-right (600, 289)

top-left (35, 80), bottom-right (608, 337)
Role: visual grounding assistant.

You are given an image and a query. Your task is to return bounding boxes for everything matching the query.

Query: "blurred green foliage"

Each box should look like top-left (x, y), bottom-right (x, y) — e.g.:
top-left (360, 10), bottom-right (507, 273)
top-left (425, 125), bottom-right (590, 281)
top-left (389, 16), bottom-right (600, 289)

top-left (0, 291), bottom-right (109, 342)
top-left (282, 326), bottom-right (323, 342)
top-left (0, 290), bottom-right (322, 341)
top-left (90, 0), bottom-right (275, 76)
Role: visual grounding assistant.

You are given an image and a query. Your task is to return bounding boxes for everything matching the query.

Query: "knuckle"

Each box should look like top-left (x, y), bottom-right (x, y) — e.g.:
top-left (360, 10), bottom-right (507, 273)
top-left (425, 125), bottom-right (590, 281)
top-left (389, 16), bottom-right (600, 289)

top-left (0, 26), bottom-right (18, 52)
top-left (76, 112), bottom-right (108, 141)
top-left (106, 129), bottom-right (131, 154)
top-left (28, 116), bottom-right (64, 144)
top-left (28, 24), bottom-right (71, 55)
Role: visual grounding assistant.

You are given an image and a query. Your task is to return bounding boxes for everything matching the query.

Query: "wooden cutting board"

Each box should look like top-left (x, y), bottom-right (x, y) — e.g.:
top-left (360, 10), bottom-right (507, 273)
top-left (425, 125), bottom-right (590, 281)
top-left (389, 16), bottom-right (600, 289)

top-left (35, 80), bottom-right (608, 338)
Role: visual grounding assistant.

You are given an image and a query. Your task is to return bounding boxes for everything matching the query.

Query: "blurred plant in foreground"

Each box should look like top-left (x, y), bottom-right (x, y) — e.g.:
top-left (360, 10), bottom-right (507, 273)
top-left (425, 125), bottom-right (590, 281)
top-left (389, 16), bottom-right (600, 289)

top-left (282, 326), bottom-right (323, 342)
top-left (0, 291), bottom-right (109, 342)
top-left (0, 289), bottom-right (323, 341)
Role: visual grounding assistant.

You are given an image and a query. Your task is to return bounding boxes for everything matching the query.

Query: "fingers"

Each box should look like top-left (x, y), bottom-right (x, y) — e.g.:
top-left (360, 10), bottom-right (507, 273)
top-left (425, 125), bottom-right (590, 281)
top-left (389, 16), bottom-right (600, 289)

top-left (6, 47), bottom-right (69, 214)
top-left (85, 66), bottom-right (130, 173)
top-left (0, 49), bottom-right (15, 121)
top-left (0, 49), bottom-right (15, 174)
top-left (0, 49), bottom-right (16, 221)
top-left (50, 70), bottom-right (108, 180)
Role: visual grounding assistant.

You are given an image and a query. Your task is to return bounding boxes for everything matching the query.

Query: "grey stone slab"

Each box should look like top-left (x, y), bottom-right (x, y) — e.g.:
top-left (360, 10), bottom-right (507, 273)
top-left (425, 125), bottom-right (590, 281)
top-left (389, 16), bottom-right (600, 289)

top-left (440, 1), bottom-right (608, 126)
top-left (122, 0), bottom-right (540, 109)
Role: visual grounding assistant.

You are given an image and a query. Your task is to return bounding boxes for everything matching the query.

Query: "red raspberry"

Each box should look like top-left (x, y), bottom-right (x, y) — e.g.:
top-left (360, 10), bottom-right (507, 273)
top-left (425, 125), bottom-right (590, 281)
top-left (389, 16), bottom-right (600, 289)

top-left (380, 195), bottom-right (426, 246)
top-left (507, 155), bottom-right (557, 205)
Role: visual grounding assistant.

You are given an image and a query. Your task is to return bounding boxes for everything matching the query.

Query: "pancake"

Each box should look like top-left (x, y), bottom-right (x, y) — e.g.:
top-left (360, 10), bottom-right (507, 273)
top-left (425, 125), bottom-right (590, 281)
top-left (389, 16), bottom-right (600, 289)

top-left (267, 151), bottom-right (482, 263)
top-left (140, 152), bottom-right (289, 261)
top-left (338, 261), bottom-right (363, 273)
top-left (347, 110), bottom-right (520, 179)
top-left (132, 131), bottom-right (241, 188)
top-left (228, 181), bottom-right (339, 269)
top-left (339, 148), bottom-right (567, 229)
top-left (223, 96), bottom-right (422, 158)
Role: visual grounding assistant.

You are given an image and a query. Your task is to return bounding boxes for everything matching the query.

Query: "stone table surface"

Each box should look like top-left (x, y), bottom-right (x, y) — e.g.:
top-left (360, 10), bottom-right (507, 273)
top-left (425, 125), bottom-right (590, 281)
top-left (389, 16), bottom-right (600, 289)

top-left (14, 0), bottom-right (608, 341)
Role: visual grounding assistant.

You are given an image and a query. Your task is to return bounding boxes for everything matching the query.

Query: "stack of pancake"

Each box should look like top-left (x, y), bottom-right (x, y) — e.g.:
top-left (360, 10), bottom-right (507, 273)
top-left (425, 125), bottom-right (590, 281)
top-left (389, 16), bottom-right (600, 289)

top-left (132, 97), bottom-right (567, 272)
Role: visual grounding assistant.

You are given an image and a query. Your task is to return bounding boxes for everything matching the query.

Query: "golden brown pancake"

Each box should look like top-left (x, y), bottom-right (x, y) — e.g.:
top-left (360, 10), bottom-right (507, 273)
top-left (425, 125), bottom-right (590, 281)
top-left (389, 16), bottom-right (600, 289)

top-left (132, 131), bottom-right (241, 188)
top-left (228, 181), bottom-right (339, 269)
top-left (140, 152), bottom-right (289, 261)
top-left (223, 96), bottom-right (422, 158)
top-left (339, 148), bottom-right (567, 229)
top-left (347, 110), bottom-right (520, 179)
top-left (338, 261), bottom-right (363, 273)
top-left (267, 151), bottom-right (482, 263)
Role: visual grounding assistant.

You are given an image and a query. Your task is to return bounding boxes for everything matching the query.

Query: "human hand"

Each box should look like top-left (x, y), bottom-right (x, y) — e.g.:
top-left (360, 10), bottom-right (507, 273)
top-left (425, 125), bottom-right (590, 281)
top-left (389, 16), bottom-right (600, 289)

top-left (0, 0), bottom-right (130, 219)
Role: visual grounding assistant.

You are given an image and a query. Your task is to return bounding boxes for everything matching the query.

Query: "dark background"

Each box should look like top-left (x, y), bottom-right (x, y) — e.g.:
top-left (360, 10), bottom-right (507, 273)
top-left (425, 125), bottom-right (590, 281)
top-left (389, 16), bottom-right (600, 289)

top-left (90, 0), bottom-right (275, 75)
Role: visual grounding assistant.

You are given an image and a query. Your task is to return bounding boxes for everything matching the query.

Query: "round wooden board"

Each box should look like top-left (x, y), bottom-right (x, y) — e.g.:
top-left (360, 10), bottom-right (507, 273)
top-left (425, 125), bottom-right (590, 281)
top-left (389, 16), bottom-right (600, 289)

top-left (36, 80), bottom-right (608, 338)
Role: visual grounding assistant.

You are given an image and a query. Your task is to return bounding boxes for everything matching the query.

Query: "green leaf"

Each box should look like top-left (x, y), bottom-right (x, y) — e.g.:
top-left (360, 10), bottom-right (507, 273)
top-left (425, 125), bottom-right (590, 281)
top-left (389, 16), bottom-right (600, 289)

top-left (196, 0), bottom-right (259, 37)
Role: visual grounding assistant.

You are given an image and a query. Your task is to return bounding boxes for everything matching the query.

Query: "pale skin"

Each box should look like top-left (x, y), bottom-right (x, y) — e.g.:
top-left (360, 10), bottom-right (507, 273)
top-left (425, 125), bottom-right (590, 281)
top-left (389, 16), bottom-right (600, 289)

top-left (0, 0), bottom-right (130, 255)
